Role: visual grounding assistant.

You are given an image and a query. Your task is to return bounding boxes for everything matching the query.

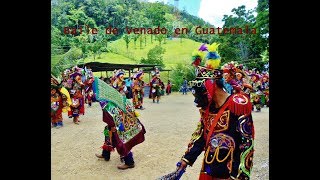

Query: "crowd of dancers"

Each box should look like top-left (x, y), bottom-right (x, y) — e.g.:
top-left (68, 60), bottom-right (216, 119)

top-left (51, 65), bottom-right (171, 129)
top-left (51, 41), bottom-right (268, 178)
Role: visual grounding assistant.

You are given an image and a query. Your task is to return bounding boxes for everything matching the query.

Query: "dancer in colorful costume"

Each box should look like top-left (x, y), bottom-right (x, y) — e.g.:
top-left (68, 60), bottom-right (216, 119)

top-left (166, 80), bottom-right (172, 95)
top-left (84, 66), bottom-right (95, 107)
top-left (132, 70), bottom-right (145, 109)
top-left (66, 66), bottom-right (85, 119)
top-left (112, 69), bottom-right (127, 96)
top-left (150, 68), bottom-right (164, 103)
top-left (260, 74), bottom-right (269, 107)
top-left (233, 64), bottom-right (253, 100)
top-left (93, 76), bottom-right (146, 169)
top-left (159, 43), bottom-right (254, 180)
top-left (51, 75), bottom-right (71, 128)
top-left (221, 62), bottom-right (242, 94)
top-left (250, 73), bottom-right (262, 112)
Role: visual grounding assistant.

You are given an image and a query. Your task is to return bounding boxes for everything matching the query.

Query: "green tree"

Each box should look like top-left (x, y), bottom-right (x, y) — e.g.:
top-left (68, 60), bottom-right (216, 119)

top-left (123, 34), bottom-right (131, 52)
top-left (221, 5), bottom-right (260, 62)
top-left (155, 34), bottom-right (165, 46)
top-left (170, 63), bottom-right (195, 91)
top-left (145, 2), bottom-right (167, 27)
top-left (140, 45), bottom-right (165, 68)
top-left (256, 0), bottom-right (269, 37)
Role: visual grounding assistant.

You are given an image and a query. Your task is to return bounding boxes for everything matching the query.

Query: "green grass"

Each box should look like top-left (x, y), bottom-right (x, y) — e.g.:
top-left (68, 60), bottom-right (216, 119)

top-left (52, 36), bottom-right (202, 68)
top-left (51, 52), bottom-right (136, 66)
top-left (108, 36), bottom-right (202, 69)
top-left (83, 52), bottom-right (136, 64)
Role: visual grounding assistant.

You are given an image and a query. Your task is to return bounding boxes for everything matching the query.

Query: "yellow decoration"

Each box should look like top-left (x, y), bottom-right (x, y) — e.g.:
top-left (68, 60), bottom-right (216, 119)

top-left (192, 50), bottom-right (205, 60)
top-left (134, 111), bottom-right (140, 117)
top-left (207, 42), bottom-right (220, 52)
top-left (205, 59), bottom-right (221, 69)
top-left (60, 87), bottom-right (71, 112)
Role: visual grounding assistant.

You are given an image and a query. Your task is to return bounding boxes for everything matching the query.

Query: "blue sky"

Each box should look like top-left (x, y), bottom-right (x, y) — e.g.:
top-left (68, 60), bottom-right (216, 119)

top-left (146, 0), bottom-right (258, 27)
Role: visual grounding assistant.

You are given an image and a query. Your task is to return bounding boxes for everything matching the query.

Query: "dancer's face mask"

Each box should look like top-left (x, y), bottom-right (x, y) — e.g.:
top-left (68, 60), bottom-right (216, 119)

top-left (191, 82), bottom-right (209, 109)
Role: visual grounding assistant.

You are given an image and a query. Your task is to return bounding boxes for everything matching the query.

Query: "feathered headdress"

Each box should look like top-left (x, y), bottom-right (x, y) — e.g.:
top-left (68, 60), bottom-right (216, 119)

top-left (151, 67), bottom-right (160, 77)
top-left (133, 70), bottom-right (144, 79)
top-left (192, 42), bottom-right (223, 80)
top-left (114, 69), bottom-right (125, 78)
top-left (205, 42), bottom-right (221, 70)
top-left (222, 61), bottom-right (239, 75)
top-left (84, 66), bottom-right (93, 78)
top-left (191, 43), bottom-right (207, 67)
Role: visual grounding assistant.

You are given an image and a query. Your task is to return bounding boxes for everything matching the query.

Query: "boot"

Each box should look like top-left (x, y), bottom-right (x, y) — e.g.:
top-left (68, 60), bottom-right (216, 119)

top-left (73, 117), bottom-right (79, 124)
top-left (117, 152), bottom-right (135, 169)
top-left (117, 163), bottom-right (135, 170)
top-left (52, 122), bottom-right (57, 128)
top-left (95, 149), bottom-right (110, 161)
top-left (57, 121), bottom-right (63, 128)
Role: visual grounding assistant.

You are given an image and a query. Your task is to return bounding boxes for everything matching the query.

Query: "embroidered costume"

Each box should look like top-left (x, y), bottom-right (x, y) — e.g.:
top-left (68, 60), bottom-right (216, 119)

top-left (150, 68), bottom-right (164, 103)
top-left (159, 43), bottom-right (254, 180)
top-left (166, 80), bottom-right (172, 95)
top-left (51, 83), bottom-right (63, 128)
top-left (94, 76), bottom-right (146, 169)
top-left (51, 75), bottom-right (71, 128)
top-left (261, 75), bottom-right (269, 107)
top-left (183, 90), bottom-right (254, 179)
top-left (83, 66), bottom-right (95, 107)
top-left (250, 74), bottom-right (262, 112)
top-left (112, 69), bottom-right (127, 96)
top-left (132, 70), bottom-right (145, 109)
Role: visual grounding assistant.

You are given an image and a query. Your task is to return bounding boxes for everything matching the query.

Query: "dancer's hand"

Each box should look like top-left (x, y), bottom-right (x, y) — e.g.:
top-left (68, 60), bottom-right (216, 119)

top-left (177, 160), bottom-right (187, 171)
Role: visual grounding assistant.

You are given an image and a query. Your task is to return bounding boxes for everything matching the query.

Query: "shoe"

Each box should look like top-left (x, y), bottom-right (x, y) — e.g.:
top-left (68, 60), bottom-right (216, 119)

top-left (95, 153), bottom-right (104, 158)
top-left (52, 123), bottom-right (57, 127)
top-left (117, 164), bottom-right (135, 170)
top-left (57, 121), bottom-right (63, 127)
top-left (95, 154), bottom-right (110, 161)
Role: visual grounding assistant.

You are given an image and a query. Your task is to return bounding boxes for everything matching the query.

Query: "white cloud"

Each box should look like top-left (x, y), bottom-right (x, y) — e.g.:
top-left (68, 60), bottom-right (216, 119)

top-left (198, 0), bottom-right (258, 27)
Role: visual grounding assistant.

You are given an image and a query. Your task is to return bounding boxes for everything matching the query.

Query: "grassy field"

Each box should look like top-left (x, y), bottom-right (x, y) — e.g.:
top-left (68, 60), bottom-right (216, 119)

top-left (52, 36), bottom-right (202, 68)
top-left (51, 52), bottom-right (136, 66)
top-left (108, 36), bottom-right (202, 69)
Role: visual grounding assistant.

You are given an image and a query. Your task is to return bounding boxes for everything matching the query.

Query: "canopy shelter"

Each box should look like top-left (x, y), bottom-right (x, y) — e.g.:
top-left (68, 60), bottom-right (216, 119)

top-left (76, 62), bottom-right (158, 78)
top-left (75, 62), bottom-right (171, 82)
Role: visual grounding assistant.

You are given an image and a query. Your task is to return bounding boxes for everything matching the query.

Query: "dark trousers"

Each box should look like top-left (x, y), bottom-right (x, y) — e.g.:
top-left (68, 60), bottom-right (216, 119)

top-left (102, 150), bottom-right (134, 165)
top-left (126, 86), bottom-right (133, 99)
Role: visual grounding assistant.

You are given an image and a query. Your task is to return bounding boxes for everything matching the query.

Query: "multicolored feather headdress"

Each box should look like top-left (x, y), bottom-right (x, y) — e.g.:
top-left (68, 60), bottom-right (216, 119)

top-left (191, 43), bottom-right (206, 67)
top-left (133, 70), bottom-right (144, 79)
top-left (114, 69), bottom-right (125, 78)
top-left (191, 43), bottom-right (223, 80)
top-left (205, 42), bottom-right (221, 70)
